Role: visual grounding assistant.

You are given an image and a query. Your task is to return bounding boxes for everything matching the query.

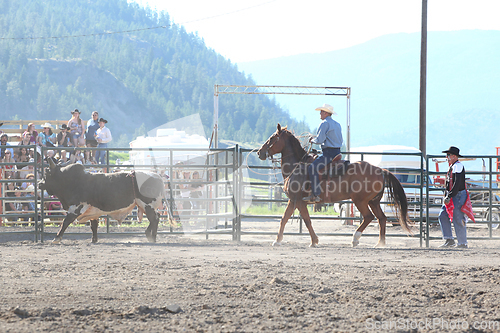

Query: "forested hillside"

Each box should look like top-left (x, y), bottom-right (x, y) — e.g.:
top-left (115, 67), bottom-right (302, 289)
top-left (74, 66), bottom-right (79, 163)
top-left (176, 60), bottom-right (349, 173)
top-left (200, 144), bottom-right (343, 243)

top-left (0, 0), bottom-right (309, 147)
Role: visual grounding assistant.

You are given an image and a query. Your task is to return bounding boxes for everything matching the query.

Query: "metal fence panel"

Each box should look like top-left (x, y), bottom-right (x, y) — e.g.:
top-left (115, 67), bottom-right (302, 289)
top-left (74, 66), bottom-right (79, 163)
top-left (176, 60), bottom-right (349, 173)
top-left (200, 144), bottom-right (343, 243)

top-left (1, 146), bottom-right (499, 247)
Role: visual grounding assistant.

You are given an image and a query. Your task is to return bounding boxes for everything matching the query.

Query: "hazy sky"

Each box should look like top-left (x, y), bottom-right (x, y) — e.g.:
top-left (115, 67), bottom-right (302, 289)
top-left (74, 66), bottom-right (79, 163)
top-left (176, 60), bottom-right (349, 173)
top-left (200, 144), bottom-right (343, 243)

top-left (135, 0), bottom-right (500, 63)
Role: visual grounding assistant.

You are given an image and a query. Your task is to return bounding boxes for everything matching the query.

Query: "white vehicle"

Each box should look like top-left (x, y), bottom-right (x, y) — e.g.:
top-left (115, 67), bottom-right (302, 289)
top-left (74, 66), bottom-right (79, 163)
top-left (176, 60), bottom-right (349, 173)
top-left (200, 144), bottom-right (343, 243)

top-left (337, 145), bottom-right (444, 225)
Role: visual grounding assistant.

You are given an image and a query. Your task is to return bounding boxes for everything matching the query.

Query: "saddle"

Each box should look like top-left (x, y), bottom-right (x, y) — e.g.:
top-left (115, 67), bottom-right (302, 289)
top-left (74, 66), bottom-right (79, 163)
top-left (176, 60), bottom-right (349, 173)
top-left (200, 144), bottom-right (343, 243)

top-left (300, 154), bottom-right (350, 194)
top-left (319, 154), bottom-right (351, 179)
top-left (306, 153), bottom-right (350, 179)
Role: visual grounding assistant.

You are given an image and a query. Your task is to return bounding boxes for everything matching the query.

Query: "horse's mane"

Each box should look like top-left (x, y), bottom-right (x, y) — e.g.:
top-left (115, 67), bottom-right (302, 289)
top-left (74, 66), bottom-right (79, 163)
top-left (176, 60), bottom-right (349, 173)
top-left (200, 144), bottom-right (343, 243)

top-left (282, 129), bottom-right (308, 161)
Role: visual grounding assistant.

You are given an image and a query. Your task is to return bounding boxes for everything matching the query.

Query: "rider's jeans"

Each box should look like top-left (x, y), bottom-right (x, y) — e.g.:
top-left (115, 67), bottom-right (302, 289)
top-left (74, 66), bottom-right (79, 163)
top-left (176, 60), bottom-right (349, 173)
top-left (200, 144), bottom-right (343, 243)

top-left (307, 148), bottom-right (340, 197)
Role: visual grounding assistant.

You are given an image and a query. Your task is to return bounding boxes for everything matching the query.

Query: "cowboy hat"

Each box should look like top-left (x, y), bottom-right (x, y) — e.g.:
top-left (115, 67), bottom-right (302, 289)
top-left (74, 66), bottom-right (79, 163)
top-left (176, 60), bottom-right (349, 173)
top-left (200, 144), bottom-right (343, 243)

top-left (315, 104), bottom-right (336, 115)
top-left (40, 122), bottom-right (53, 129)
top-left (442, 146), bottom-right (462, 157)
top-left (71, 109), bottom-right (80, 114)
top-left (98, 118), bottom-right (108, 124)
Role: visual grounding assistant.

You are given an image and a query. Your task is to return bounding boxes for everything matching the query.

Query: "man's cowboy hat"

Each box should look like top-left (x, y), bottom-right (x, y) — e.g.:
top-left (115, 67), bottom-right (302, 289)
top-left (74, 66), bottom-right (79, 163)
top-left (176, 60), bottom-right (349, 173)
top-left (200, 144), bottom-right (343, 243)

top-left (442, 146), bottom-right (462, 157)
top-left (315, 104), bottom-right (336, 115)
top-left (41, 123), bottom-right (53, 129)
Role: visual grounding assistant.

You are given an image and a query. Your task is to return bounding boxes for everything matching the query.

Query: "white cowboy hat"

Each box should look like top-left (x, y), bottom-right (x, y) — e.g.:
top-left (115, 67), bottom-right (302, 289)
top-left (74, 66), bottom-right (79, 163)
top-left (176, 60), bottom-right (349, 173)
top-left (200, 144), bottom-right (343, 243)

top-left (315, 104), bottom-right (336, 115)
top-left (40, 122), bottom-right (53, 129)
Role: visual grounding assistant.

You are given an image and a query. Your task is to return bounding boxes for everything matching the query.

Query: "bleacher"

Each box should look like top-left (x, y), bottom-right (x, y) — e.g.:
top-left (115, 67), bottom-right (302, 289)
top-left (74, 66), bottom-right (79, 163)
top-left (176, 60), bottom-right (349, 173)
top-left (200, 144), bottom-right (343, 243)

top-left (1, 120), bottom-right (68, 225)
top-left (1, 120), bottom-right (67, 142)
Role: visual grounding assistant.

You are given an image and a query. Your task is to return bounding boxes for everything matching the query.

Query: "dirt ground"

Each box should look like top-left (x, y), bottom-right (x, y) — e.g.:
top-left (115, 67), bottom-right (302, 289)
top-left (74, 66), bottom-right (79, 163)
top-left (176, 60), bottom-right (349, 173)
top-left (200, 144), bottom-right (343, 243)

top-left (1, 222), bottom-right (500, 332)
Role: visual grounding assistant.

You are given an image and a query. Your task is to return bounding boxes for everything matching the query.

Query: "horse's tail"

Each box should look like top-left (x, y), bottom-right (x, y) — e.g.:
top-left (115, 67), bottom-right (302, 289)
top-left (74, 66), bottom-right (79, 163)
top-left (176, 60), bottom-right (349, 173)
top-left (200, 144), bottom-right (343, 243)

top-left (382, 169), bottom-right (413, 235)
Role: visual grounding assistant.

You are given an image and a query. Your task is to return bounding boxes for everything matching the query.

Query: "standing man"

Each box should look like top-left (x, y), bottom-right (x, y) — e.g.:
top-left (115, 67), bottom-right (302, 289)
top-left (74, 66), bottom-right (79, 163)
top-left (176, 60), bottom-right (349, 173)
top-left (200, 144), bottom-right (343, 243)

top-left (94, 118), bottom-right (112, 165)
top-left (438, 146), bottom-right (468, 248)
top-left (303, 104), bottom-right (343, 203)
top-left (85, 111), bottom-right (100, 161)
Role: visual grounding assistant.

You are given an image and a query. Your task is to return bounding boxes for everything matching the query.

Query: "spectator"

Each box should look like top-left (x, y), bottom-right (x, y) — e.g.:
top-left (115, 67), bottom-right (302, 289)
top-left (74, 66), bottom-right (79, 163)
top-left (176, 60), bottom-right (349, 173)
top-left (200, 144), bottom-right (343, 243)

top-left (22, 123), bottom-right (38, 144)
top-left (25, 184), bottom-right (36, 212)
top-left (47, 196), bottom-right (65, 218)
top-left (190, 171), bottom-right (203, 213)
top-left (68, 109), bottom-right (86, 147)
top-left (85, 111), bottom-right (100, 160)
top-left (44, 150), bottom-right (57, 165)
top-left (94, 118), bottom-right (112, 165)
top-left (4, 182), bottom-right (19, 221)
top-left (57, 150), bottom-right (70, 165)
top-left (72, 150), bottom-right (84, 164)
top-left (83, 150), bottom-right (95, 165)
top-left (57, 124), bottom-right (73, 148)
top-left (2, 149), bottom-right (17, 179)
top-left (1, 133), bottom-right (14, 159)
top-left (18, 131), bottom-right (33, 148)
top-left (14, 186), bottom-right (29, 222)
top-left (18, 158), bottom-right (35, 182)
top-left (178, 170), bottom-right (192, 211)
top-left (21, 173), bottom-right (35, 190)
top-left (16, 147), bottom-right (31, 170)
top-left (38, 123), bottom-right (56, 148)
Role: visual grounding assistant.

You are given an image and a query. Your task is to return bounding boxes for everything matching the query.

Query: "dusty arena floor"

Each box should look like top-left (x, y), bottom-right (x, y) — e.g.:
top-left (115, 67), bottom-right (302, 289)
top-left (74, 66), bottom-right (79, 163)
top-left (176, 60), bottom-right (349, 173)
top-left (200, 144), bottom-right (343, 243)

top-left (1, 223), bottom-right (500, 332)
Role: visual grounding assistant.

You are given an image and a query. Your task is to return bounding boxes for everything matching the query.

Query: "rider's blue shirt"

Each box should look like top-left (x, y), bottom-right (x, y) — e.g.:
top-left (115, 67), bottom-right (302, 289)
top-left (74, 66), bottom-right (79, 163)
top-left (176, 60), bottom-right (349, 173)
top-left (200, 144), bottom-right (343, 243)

top-left (311, 116), bottom-right (343, 150)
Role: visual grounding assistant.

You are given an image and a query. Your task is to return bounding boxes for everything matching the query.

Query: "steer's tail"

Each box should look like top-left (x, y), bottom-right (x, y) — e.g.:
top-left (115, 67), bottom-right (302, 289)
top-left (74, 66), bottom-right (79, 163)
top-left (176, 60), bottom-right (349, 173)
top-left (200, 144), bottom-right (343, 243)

top-left (161, 183), bottom-right (177, 228)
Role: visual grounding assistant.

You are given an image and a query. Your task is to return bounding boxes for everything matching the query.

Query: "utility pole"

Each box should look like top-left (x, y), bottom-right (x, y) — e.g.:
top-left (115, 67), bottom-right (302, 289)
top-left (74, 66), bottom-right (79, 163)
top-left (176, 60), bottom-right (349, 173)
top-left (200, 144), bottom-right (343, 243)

top-left (419, 0), bottom-right (427, 157)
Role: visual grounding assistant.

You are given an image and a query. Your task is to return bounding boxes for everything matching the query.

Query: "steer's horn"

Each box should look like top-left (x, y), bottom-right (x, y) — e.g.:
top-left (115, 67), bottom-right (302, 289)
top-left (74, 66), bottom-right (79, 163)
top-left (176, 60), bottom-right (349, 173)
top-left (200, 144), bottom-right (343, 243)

top-left (48, 157), bottom-right (56, 169)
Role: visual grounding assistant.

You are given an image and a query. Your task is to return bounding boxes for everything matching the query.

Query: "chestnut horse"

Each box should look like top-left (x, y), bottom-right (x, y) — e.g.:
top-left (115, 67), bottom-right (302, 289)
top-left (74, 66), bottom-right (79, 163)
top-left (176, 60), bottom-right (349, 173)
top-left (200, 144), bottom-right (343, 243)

top-left (257, 124), bottom-right (412, 247)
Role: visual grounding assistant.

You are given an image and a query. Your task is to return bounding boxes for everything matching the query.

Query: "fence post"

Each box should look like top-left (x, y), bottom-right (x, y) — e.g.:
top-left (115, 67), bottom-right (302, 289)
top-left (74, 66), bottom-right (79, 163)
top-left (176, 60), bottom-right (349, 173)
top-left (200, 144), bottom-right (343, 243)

top-left (489, 157), bottom-right (493, 238)
top-left (425, 155), bottom-right (430, 248)
top-left (232, 145), bottom-right (241, 241)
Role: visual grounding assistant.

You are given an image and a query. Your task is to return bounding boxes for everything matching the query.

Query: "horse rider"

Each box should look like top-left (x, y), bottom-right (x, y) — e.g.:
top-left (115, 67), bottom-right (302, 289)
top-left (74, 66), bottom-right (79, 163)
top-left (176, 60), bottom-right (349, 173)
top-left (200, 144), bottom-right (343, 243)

top-left (303, 104), bottom-right (343, 203)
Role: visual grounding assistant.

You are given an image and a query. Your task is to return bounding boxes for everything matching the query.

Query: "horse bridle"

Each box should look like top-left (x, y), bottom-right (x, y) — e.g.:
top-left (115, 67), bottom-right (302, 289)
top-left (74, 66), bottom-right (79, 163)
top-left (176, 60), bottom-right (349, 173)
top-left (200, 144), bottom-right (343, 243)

top-left (262, 130), bottom-right (312, 165)
top-left (260, 132), bottom-right (281, 161)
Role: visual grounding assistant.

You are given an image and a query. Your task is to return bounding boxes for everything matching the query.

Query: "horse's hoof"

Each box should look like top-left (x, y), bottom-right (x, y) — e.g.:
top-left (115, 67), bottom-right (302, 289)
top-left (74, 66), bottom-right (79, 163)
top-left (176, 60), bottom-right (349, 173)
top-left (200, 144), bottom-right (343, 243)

top-left (352, 231), bottom-right (362, 247)
top-left (374, 242), bottom-right (386, 248)
top-left (272, 241), bottom-right (281, 247)
top-left (309, 243), bottom-right (319, 248)
top-left (52, 238), bottom-right (61, 244)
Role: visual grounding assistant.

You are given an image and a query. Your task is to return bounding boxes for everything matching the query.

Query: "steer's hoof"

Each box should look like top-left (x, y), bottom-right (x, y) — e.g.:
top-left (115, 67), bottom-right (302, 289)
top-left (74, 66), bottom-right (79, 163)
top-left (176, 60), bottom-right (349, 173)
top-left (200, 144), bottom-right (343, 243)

top-left (91, 238), bottom-right (98, 244)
